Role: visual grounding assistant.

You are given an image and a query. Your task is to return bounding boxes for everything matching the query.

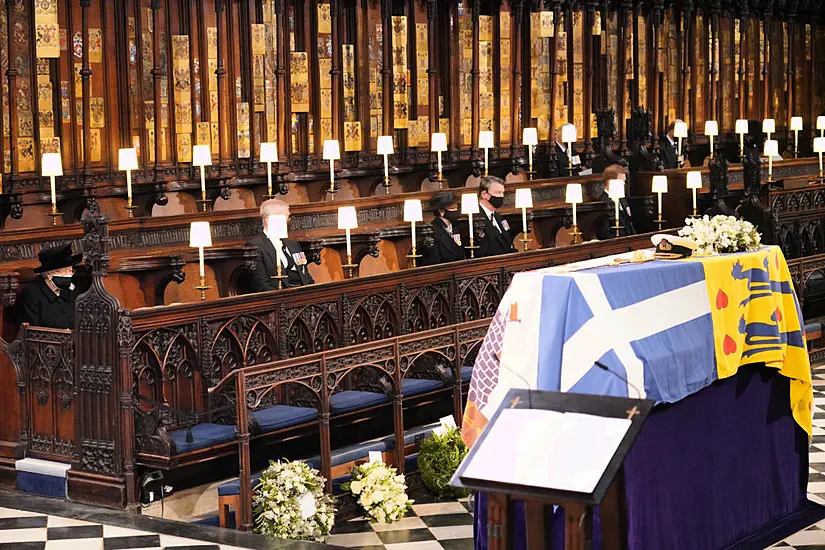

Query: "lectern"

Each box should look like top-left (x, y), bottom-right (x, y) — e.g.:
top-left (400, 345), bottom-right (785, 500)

top-left (453, 389), bottom-right (653, 550)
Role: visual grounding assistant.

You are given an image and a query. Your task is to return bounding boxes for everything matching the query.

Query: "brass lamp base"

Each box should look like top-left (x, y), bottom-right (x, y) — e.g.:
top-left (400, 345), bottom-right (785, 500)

top-left (612, 222), bottom-right (624, 238)
top-left (464, 244), bottom-right (479, 259)
top-left (519, 237), bottom-right (532, 251)
top-left (526, 169), bottom-right (536, 181)
top-left (406, 253), bottom-right (422, 268)
top-left (125, 197), bottom-right (139, 218)
top-left (655, 216), bottom-right (666, 231)
top-left (569, 225), bottom-right (582, 244)
top-left (263, 193), bottom-right (277, 201)
top-left (343, 254), bottom-right (358, 278)
top-left (383, 176), bottom-right (391, 193)
top-left (196, 198), bottom-right (211, 212)
top-left (47, 205), bottom-right (61, 226)
top-left (195, 276), bottom-right (210, 301)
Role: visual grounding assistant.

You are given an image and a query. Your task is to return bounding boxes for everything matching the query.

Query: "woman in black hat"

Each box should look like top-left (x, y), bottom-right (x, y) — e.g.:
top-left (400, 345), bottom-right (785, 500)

top-left (17, 244), bottom-right (83, 329)
top-left (421, 191), bottom-right (465, 266)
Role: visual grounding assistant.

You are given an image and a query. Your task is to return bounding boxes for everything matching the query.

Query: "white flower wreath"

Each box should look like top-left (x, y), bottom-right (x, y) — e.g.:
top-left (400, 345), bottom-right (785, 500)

top-left (343, 461), bottom-right (413, 523)
top-left (252, 460), bottom-right (335, 542)
top-left (678, 215), bottom-right (762, 255)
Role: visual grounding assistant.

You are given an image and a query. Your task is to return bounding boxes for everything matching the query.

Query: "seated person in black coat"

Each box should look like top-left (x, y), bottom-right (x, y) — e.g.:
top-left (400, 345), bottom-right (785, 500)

top-left (596, 164), bottom-right (638, 240)
top-left (659, 119), bottom-right (683, 169)
top-left (421, 191), bottom-right (465, 266)
top-left (247, 198), bottom-right (315, 292)
top-left (553, 126), bottom-right (571, 178)
top-left (18, 244), bottom-right (82, 329)
top-left (477, 176), bottom-right (517, 257)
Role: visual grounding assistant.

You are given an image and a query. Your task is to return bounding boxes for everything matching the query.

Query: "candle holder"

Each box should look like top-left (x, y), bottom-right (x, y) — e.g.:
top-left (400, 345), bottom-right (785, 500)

top-left (383, 175), bottom-right (391, 193)
top-left (569, 225), bottom-right (582, 244)
top-left (195, 275), bottom-right (210, 301)
top-left (47, 204), bottom-right (61, 226)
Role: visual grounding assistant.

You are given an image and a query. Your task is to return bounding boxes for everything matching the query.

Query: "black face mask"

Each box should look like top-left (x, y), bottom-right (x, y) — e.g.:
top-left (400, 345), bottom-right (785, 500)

top-left (488, 195), bottom-right (505, 209)
top-left (443, 210), bottom-right (461, 222)
top-left (52, 276), bottom-right (72, 290)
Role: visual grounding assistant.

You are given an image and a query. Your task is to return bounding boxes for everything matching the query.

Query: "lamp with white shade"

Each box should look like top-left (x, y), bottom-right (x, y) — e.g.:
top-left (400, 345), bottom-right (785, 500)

top-left (377, 136), bottom-right (394, 192)
top-left (818, 116), bottom-right (825, 138)
top-left (607, 179), bottom-right (625, 237)
top-left (461, 193), bottom-right (480, 258)
top-left (118, 148), bottom-right (139, 217)
top-left (790, 117), bottom-right (803, 158)
top-left (338, 206), bottom-right (358, 276)
top-left (763, 118), bottom-right (775, 140)
top-left (704, 120), bottom-right (718, 159)
top-left (323, 140), bottom-right (341, 197)
top-left (41, 153), bottom-right (63, 225)
top-left (565, 183), bottom-right (583, 243)
top-left (686, 171), bottom-right (702, 217)
top-left (403, 199), bottom-right (423, 267)
top-left (764, 139), bottom-right (779, 183)
top-left (652, 175), bottom-right (668, 230)
top-left (673, 121), bottom-right (687, 167)
top-left (265, 214), bottom-right (290, 288)
top-left (192, 144), bottom-right (212, 211)
top-left (523, 127), bottom-right (538, 179)
top-left (515, 188), bottom-right (533, 251)
top-left (479, 131), bottom-right (494, 176)
top-left (431, 133), bottom-right (448, 184)
top-left (814, 137), bottom-right (825, 183)
top-left (735, 119), bottom-right (749, 160)
top-left (189, 221), bottom-right (212, 300)
top-left (561, 123), bottom-right (577, 173)
top-left (260, 142), bottom-right (278, 198)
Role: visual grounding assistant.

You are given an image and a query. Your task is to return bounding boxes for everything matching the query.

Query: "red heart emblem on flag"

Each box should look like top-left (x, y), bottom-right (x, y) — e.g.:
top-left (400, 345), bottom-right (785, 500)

top-left (716, 289), bottom-right (729, 309)
top-left (775, 308), bottom-right (783, 322)
top-left (723, 335), bottom-right (737, 355)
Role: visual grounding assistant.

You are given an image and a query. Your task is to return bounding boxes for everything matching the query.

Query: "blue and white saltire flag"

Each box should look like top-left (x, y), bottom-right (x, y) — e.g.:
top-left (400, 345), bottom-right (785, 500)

top-left (475, 255), bottom-right (717, 423)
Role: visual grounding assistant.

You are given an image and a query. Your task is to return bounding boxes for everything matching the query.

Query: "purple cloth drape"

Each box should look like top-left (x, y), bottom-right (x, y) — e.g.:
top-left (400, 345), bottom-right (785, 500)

top-left (474, 365), bottom-right (822, 550)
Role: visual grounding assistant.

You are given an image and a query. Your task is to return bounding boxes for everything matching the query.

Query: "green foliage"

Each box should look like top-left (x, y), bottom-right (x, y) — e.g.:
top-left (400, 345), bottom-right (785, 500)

top-left (417, 426), bottom-right (469, 499)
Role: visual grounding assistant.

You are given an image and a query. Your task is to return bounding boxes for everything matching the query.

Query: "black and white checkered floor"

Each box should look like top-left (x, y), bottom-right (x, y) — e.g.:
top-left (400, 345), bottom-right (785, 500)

top-left (7, 365), bottom-right (825, 549)
top-left (325, 499), bottom-right (474, 550)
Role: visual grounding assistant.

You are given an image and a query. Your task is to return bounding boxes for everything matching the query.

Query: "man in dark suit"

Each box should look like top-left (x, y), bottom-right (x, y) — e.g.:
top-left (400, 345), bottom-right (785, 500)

top-left (659, 119), bottom-right (682, 169)
top-left (553, 126), bottom-right (571, 178)
top-left (596, 164), bottom-right (637, 240)
top-left (248, 199), bottom-right (314, 292)
top-left (18, 244), bottom-right (82, 329)
top-left (477, 176), bottom-right (517, 257)
top-left (422, 191), bottom-right (465, 266)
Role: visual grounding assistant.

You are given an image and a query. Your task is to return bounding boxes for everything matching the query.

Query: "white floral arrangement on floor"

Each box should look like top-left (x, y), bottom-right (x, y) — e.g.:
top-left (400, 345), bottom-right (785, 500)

top-left (678, 215), bottom-right (762, 255)
top-left (343, 460), bottom-right (413, 523)
top-left (252, 460), bottom-right (335, 542)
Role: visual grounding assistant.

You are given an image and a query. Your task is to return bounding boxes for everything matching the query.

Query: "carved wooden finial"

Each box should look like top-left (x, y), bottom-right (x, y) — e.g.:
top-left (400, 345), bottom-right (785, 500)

top-left (80, 201), bottom-right (111, 275)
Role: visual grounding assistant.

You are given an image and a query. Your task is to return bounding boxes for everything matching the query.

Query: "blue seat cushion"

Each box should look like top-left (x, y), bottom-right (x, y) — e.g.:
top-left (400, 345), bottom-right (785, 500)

top-left (251, 405), bottom-right (318, 433)
top-left (402, 378), bottom-right (445, 396)
top-left (170, 423), bottom-right (236, 455)
top-left (461, 366), bottom-right (473, 382)
top-left (329, 391), bottom-right (389, 414)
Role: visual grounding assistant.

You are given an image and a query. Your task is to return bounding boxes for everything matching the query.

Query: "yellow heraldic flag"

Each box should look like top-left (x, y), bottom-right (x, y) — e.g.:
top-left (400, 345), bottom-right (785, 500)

top-left (696, 246), bottom-right (813, 436)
